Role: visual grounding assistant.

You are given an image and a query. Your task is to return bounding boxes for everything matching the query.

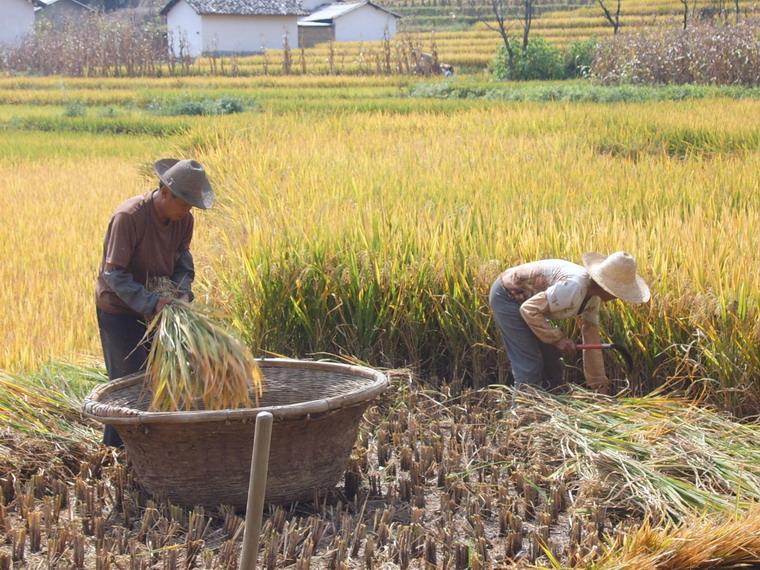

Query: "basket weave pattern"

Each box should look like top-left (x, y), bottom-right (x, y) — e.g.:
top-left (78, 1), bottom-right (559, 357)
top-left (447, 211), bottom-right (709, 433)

top-left (83, 359), bottom-right (388, 507)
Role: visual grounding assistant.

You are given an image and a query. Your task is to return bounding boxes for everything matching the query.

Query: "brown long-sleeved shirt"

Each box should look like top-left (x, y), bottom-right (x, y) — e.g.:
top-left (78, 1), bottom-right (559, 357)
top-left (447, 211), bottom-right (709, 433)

top-left (501, 259), bottom-right (607, 388)
top-left (96, 191), bottom-right (194, 316)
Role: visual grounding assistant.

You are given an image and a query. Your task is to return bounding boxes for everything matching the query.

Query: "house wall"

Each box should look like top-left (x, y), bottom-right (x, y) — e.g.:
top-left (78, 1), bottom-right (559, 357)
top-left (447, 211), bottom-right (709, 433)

top-left (201, 15), bottom-right (299, 53)
top-left (333, 5), bottom-right (397, 42)
top-left (37, 1), bottom-right (93, 27)
top-left (298, 25), bottom-right (333, 48)
top-left (166, 0), bottom-right (204, 58)
top-left (0, 0), bottom-right (34, 47)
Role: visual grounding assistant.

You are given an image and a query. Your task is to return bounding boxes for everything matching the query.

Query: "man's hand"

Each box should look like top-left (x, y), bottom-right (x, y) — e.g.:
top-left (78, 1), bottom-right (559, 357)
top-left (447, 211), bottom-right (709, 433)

top-left (587, 377), bottom-right (612, 395)
top-left (178, 293), bottom-right (191, 303)
top-left (153, 297), bottom-right (172, 316)
top-left (554, 337), bottom-right (576, 357)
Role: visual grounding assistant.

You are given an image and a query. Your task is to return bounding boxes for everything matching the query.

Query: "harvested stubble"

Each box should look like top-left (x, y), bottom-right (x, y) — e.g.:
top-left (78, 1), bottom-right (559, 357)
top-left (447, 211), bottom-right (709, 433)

top-left (144, 302), bottom-right (263, 412)
top-left (2, 372), bottom-right (760, 567)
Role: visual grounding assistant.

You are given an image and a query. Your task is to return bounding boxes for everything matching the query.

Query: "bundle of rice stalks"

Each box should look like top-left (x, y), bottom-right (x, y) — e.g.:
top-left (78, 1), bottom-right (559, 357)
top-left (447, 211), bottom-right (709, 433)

top-left (0, 365), bottom-right (101, 442)
top-left (145, 301), bottom-right (263, 412)
top-left (589, 506), bottom-right (760, 569)
top-left (508, 387), bottom-right (760, 522)
top-left (0, 364), bottom-right (103, 477)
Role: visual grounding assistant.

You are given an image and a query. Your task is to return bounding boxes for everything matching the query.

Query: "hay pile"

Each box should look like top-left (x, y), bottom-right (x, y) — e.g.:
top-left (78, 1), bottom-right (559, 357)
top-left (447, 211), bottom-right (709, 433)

top-left (509, 387), bottom-right (760, 523)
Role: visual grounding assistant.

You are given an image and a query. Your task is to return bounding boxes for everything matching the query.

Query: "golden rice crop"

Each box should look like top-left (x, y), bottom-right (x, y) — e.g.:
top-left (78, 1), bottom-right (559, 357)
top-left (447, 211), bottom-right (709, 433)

top-left (0, 78), bottom-right (758, 414)
top-left (144, 301), bottom-right (263, 411)
top-left (196, 99), bottom-right (760, 410)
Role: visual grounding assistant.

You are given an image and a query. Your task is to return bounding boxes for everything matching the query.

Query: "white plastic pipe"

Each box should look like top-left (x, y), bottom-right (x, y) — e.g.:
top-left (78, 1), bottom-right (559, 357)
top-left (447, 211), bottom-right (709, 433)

top-left (239, 411), bottom-right (273, 570)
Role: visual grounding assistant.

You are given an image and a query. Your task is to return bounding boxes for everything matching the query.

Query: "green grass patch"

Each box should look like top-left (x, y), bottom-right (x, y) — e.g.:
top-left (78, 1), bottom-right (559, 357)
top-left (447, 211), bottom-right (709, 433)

top-left (410, 80), bottom-right (760, 102)
top-left (145, 95), bottom-right (252, 116)
top-left (0, 129), bottom-right (181, 161)
top-left (4, 115), bottom-right (190, 136)
top-left (597, 126), bottom-right (760, 158)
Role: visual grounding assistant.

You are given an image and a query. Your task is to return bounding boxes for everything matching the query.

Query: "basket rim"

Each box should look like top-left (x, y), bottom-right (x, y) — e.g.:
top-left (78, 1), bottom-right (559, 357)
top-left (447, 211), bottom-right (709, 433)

top-left (82, 357), bottom-right (388, 425)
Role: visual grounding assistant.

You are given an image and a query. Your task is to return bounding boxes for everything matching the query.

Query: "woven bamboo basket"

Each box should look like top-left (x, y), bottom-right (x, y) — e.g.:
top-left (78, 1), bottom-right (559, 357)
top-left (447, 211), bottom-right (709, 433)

top-left (82, 358), bottom-right (388, 508)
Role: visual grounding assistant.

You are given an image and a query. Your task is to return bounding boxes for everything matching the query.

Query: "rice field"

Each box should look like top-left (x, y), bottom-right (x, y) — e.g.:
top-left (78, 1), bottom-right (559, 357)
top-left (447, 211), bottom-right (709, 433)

top-left (0, 77), bottom-right (759, 405)
top-left (0, 76), bottom-right (759, 567)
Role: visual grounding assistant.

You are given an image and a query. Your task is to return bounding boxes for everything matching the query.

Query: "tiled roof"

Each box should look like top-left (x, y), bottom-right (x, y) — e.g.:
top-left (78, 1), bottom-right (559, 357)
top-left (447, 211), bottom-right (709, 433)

top-left (162, 0), bottom-right (307, 16)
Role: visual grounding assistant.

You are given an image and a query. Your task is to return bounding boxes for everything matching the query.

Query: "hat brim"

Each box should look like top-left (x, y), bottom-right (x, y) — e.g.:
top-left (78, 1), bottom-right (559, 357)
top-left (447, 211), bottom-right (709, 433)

top-left (582, 251), bottom-right (651, 304)
top-left (153, 158), bottom-right (214, 210)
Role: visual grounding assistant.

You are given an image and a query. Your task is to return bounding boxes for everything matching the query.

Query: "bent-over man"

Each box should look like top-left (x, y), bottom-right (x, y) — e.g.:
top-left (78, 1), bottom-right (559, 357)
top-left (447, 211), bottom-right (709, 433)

top-left (95, 159), bottom-right (214, 447)
top-left (489, 251), bottom-right (650, 398)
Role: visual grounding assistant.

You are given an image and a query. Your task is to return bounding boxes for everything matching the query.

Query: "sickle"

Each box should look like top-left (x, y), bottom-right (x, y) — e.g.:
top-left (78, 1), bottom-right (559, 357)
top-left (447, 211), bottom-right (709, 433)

top-left (576, 343), bottom-right (634, 373)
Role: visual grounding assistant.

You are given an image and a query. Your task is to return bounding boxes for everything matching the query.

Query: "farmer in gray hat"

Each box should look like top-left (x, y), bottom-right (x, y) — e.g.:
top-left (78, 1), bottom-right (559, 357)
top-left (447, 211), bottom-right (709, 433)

top-left (95, 159), bottom-right (214, 447)
top-left (489, 252), bottom-right (650, 402)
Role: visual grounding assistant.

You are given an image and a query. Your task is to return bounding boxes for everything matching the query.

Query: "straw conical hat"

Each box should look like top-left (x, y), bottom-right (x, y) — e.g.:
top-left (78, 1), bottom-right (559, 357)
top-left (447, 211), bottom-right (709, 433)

top-left (582, 251), bottom-right (650, 304)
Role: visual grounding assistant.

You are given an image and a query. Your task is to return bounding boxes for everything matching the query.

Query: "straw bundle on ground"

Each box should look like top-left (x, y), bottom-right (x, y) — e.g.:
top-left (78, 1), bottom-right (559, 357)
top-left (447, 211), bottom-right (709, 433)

top-left (144, 301), bottom-right (263, 411)
top-left (509, 387), bottom-right (760, 522)
top-left (591, 507), bottom-right (760, 569)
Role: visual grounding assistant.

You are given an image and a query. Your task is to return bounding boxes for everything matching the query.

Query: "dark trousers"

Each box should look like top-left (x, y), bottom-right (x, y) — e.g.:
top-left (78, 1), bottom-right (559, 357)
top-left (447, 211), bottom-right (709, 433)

top-left (96, 308), bottom-right (149, 447)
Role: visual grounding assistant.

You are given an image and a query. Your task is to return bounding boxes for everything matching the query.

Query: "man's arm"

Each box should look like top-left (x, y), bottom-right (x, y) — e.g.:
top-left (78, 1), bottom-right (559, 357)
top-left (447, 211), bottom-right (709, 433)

top-left (519, 292), bottom-right (566, 344)
top-left (103, 265), bottom-right (161, 316)
top-left (101, 212), bottom-right (163, 316)
top-left (171, 250), bottom-right (195, 302)
top-left (580, 299), bottom-right (610, 392)
top-left (171, 215), bottom-right (195, 301)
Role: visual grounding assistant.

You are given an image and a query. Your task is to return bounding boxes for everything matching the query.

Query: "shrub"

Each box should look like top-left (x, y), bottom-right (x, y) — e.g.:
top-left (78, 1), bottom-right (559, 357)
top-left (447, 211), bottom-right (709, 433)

top-left (0, 13), bottom-right (176, 77)
top-left (147, 96), bottom-right (250, 116)
top-left (564, 38), bottom-right (598, 79)
top-left (212, 96), bottom-right (246, 114)
top-left (592, 22), bottom-right (760, 86)
top-left (63, 102), bottom-right (86, 117)
top-left (492, 38), bottom-right (564, 81)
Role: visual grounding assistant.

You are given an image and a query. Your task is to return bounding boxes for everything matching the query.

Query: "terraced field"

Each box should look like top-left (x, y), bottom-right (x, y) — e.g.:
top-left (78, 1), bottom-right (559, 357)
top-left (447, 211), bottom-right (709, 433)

top-left (144, 0), bottom-right (757, 74)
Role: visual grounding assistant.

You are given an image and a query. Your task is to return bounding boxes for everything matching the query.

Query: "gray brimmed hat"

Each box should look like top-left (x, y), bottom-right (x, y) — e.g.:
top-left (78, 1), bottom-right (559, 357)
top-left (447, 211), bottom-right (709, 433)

top-left (582, 251), bottom-right (650, 304)
top-left (154, 159), bottom-right (214, 209)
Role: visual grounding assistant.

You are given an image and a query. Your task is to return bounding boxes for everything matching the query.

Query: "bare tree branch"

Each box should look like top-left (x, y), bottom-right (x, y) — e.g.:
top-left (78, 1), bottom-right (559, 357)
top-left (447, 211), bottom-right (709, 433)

top-left (522, 0), bottom-right (533, 49)
top-left (473, 0), bottom-right (516, 70)
top-left (597, 0), bottom-right (622, 34)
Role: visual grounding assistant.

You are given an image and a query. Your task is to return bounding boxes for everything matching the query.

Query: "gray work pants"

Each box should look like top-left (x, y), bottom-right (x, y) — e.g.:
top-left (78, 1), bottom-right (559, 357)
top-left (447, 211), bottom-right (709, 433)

top-left (489, 278), bottom-right (563, 394)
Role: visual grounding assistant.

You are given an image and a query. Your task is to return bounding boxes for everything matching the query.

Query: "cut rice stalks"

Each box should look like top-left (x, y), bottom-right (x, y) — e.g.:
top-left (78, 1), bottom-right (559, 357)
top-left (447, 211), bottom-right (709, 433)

top-left (587, 506), bottom-right (760, 570)
top-left (144, 301), bottom-right (263, 412)
top-left (0, 366), bottom-right (102, 477)
top-left (507, 387), bottom-right (760, 523)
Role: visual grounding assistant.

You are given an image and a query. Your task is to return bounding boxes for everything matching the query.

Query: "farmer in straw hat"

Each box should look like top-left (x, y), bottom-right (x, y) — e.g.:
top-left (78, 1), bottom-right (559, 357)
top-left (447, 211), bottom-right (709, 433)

top-left (489, 252), bottom-right (650, 399)
top-left (95, 159), bottom-right (214, 447)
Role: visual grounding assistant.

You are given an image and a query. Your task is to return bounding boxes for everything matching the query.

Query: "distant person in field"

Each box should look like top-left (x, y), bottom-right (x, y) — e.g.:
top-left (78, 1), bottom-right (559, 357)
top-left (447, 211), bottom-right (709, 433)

top-left (489, 252), bottom-right (650, 399)
top-left (95, 159), bottom-right (214, 447)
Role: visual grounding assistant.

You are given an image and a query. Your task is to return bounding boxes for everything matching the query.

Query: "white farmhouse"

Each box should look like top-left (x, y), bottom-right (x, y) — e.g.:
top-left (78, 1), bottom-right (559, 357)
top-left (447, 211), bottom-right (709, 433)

top-left (298, 1), bottom-right (400, 48)
top-left (161, 0), bottom-right (308, 57)
top-left (0, 0), bottom-right (35, 48)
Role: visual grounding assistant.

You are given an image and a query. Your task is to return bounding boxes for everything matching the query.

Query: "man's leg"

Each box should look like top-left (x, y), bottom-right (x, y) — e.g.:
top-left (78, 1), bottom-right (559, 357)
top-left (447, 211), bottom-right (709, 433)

top-left (96, 308), bottom-right (148, 447)
top-left (489, 278), bottom-right (545, 403)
